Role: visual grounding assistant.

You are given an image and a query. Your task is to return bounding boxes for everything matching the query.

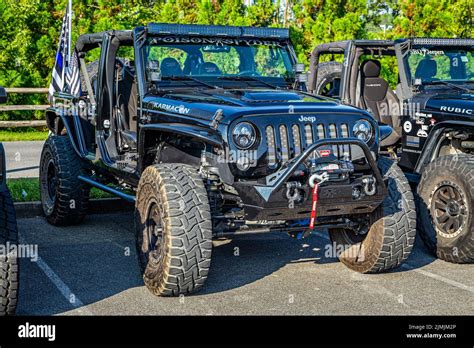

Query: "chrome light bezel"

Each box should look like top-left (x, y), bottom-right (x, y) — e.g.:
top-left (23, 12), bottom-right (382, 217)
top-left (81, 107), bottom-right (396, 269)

top-left (353, 120), bottom-right (373, 143)
top-left (232, 122), bottom-right (257, 150)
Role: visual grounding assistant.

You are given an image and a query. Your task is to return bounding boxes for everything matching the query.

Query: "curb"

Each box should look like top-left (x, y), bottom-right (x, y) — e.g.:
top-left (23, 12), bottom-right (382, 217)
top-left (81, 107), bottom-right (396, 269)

top-left (14, 198), bottom-right (134, 219)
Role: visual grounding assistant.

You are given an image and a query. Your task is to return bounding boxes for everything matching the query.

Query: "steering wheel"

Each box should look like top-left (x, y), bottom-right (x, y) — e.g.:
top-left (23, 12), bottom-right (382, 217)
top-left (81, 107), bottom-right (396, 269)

top-left (238, 70), bottom-right (261, 77)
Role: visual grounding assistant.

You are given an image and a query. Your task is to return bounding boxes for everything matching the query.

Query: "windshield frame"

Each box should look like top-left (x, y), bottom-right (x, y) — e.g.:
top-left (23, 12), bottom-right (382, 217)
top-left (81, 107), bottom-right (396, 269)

top-left (138, 34), bottom-right (299, 92)
top-left (403, 45), bottom-right (474, 88)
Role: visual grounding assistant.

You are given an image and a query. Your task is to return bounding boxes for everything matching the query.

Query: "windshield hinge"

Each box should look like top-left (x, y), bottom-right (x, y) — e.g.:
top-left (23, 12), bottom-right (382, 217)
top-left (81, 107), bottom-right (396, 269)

top-left (210, 109), bottom-right (224, 130)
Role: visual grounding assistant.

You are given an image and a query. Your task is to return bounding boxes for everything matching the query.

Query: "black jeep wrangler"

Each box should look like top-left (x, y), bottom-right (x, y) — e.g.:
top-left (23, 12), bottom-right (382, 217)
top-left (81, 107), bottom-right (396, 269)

top-left (309, 38), bottom-right (474, 263)
top-left (0, 86), bottom-right (19, 315)
top-left (41, 24), bottom-right (416, 296)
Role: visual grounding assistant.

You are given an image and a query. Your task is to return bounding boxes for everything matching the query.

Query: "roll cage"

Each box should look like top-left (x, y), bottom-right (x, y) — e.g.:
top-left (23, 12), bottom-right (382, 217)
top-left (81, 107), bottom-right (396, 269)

top-left (308, 40), bottom-right (398, 104)
top-left (309, 38), bottom-right (474, 103)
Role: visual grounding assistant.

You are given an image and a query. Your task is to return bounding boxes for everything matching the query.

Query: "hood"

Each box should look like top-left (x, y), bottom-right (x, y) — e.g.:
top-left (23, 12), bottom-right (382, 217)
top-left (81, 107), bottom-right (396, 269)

top-left (142, 88), bottom-right (364, 124)
top-left (423, 92), bottom-right (474, 116)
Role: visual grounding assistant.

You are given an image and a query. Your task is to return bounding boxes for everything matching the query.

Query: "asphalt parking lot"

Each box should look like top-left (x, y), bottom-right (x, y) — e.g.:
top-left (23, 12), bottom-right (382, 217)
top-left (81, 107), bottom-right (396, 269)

top-left (16, 212), bottom-right (474, 315)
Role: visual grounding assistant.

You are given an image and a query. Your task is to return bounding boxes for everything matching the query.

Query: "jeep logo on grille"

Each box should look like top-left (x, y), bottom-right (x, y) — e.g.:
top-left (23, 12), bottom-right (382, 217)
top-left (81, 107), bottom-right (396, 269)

top-left (298, 115), bottom-right (317, 122)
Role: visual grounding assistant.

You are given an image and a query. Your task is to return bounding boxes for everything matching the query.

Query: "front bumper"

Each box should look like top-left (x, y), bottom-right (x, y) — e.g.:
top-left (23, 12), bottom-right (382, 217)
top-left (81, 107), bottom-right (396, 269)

top-left (233, 139), bottom-right (387, 221)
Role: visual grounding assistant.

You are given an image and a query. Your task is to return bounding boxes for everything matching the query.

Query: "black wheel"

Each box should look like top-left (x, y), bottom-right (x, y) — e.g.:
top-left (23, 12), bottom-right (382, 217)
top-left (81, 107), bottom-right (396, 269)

top-left (0, 186), bottom-right (18, 315)
top-left (135, 164), bottom-right (213, 296)
top-left (39, 136), bottom-right (90, 226)
top-left (329, 157), bottom-right (416, 273)
top-left (315, 62), bottom-right (342, 97)
top-left (417, 154), bottom-right (474, 263)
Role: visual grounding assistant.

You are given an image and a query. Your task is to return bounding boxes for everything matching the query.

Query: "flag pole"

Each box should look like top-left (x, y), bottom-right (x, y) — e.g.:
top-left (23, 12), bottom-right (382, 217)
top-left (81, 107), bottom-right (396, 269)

top-left (68, 0), bottom-right (72, 62)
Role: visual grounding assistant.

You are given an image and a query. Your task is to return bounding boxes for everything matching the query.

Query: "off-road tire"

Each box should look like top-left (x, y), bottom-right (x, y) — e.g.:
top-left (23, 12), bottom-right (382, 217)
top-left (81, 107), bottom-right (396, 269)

top-left (135, 164), bottom-right (213, 296)
top-left (39, 136), bottom-right (90, 226)
top-left (417, 155), bottom-right (474, 263)
top-left (0, 186), bottom-right (19, 315)
top-left (329, 156), bottom-right (416, 273)
top-left (315, 61), bottom-right (342, 96)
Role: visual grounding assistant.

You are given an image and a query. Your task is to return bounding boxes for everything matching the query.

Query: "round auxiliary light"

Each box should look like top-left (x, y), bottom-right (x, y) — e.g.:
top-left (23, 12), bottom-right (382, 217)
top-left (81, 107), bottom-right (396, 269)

top-left (353, 120), bottom-right (373, 143)
top-left (232, 122), bottom-right (257, 149)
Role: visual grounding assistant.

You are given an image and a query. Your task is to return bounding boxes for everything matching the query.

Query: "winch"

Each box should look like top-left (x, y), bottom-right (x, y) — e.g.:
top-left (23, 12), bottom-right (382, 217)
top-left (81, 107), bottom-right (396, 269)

top-left (308, 157), bottom-right (355, 183)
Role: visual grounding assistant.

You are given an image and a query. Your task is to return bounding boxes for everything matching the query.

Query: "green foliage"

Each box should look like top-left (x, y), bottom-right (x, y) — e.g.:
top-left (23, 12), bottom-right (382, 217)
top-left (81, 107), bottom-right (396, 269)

top-left (392, 0), bottom-right (472, 38)
top-left (0, 129), bottom-right (49, 142)
top-left (7, 178), bottom-right (41, 202)
top-left (7, 177), bottom-right (112, 202)
top-left (0, 0), bottom-right (471, 121)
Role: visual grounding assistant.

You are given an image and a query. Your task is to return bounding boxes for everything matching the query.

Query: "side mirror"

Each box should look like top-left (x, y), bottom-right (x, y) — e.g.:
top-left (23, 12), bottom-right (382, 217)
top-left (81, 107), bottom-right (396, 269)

top-left (293, 64), bottom-right (308, 88)
top-left (296, 73), bottom-right (308, 83)
top-left (293, 63), bottom-right (305, 74)
top-left (0, 87), bottom-right (7, 104)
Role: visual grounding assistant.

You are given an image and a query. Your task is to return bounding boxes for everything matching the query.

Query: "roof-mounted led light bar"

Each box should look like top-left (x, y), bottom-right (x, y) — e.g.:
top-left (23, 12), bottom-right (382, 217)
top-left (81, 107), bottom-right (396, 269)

top-left (147, 23), bottom-right (289, 40)
top-left (410, 38), bottom-right (474, 46)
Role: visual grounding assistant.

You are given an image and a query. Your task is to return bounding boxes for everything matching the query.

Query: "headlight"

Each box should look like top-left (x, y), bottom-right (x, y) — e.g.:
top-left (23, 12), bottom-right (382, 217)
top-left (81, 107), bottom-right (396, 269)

top-left (232, 122), bottom-right (257, 149)
top-left (353, 120), bottom-right (373, 143)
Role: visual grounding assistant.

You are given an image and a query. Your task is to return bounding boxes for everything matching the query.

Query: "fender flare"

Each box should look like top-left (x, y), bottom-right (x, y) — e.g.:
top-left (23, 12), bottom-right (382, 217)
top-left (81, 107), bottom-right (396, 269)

top-left (138, 123), bottom-right (224, 172)
top-left (44, 107), bottom-right (85, 158)
top-left (415, 120), bottom-right (474, 173)
top-left (139, 123), bottom-right (223, 148)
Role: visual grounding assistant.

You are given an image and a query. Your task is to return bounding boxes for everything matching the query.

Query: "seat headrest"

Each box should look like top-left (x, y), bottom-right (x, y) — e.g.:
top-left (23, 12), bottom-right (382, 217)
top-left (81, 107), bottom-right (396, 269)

top-left (450, 55), bottom-right (467, 79)
top-left (160, 58), bottom-right (182, 76)
top-left (415, 59), bottom-right (437, 81)
top-left (199, 62), bottom-right (221, 75)
top-left (362, 60), bottom-right (381, 78)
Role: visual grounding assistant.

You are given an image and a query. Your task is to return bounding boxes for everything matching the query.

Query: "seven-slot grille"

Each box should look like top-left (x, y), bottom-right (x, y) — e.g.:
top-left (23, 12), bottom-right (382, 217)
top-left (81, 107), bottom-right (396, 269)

top-left (265, 122), bottom-right (351, 166)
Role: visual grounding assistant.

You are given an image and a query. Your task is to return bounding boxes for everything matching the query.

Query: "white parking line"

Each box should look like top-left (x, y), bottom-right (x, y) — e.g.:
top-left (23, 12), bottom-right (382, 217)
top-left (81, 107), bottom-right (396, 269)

top-left (34, 257), bottom-right (93, 315)
top-left (312, 230), bottom-right (474, 294)
top-left (401, 263), bottom-right (474, 294)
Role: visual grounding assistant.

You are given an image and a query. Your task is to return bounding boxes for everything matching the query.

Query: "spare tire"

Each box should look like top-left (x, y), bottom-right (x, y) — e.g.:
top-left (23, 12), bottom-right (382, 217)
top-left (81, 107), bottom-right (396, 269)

top-left (315, 62), bottom-right (342, 97)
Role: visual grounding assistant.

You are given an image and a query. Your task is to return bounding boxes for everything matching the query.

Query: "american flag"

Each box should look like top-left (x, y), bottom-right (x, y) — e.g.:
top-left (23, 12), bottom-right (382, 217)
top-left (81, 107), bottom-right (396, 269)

top-left (48, 1), bottom-right (81, 102)
top-left (66, 47), bottom-right (81, 97)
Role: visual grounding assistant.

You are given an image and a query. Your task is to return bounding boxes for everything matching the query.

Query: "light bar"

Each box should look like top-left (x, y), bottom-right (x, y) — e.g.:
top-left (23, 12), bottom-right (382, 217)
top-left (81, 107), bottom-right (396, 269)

top-left (147, 23), bottom-right (289, 40)
top-left (411, 38), bottom-right (474, 46)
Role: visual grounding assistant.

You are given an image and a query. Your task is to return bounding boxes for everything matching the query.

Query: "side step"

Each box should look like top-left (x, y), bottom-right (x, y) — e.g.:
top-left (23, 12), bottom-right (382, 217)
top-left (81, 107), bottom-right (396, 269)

top-left (78, 175), bottom-right (136, 203)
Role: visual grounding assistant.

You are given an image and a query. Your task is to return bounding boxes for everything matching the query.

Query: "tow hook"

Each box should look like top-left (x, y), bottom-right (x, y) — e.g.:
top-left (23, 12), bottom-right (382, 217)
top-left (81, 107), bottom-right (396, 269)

top-left (286, 181), bottom-right (303, 209)
top-left (362, 176), bottom-right (376, 196)
top-left (309, 172), bottom-right (330, 188)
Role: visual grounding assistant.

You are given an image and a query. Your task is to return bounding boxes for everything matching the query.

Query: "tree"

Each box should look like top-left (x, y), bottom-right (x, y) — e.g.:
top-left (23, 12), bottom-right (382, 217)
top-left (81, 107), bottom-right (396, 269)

top-left (393, 0), bottom-right (472, 38)
top-left (0, 0), bottom-right (471, 121)
top-left (290, 0), bottom-right (370, 64)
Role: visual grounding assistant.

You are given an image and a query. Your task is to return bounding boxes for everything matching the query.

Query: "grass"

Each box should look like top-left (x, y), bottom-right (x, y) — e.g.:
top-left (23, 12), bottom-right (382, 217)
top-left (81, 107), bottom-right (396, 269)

top-left (0, 129), bottom-right (49, 142)
top-left (7, 178), bottom-right (114, 202)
